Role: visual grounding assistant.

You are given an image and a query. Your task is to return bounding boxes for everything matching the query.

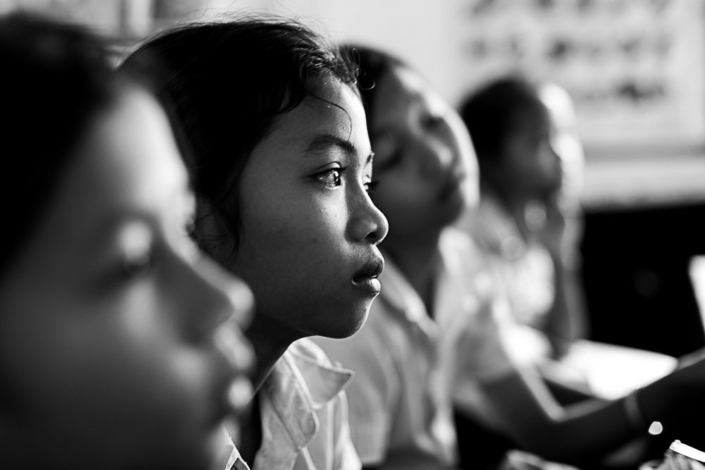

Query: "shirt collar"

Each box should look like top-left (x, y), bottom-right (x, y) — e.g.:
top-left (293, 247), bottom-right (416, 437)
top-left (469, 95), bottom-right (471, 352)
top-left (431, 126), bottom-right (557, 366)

top-left (261, 339), bottom-right (353, 449)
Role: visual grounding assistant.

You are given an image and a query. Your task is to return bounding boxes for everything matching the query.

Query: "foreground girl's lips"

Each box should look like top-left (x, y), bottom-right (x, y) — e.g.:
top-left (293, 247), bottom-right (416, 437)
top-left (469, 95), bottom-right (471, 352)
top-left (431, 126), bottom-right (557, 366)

top-left (352, 258), bottom-right (385, 295)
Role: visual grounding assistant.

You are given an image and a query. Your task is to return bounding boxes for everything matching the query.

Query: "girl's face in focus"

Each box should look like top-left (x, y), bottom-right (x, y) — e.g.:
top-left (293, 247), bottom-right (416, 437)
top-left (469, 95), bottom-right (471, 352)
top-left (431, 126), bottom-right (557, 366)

top-left (369, 66), bottom-right (478, 241)
top-left (0, 89), bottom-right (254, 470)
top-left (231, 78), bottom-right (388, 340)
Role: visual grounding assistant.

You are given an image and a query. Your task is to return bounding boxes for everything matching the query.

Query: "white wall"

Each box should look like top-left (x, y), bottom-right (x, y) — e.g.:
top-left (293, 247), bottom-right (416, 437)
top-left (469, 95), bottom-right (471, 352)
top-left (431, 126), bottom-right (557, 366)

top-left (201, 0), bottom-right (467, 104)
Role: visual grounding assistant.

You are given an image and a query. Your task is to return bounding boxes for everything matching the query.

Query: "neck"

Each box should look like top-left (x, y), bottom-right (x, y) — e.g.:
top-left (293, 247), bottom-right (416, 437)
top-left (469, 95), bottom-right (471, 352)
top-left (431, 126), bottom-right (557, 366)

top-left (482, 179), bottom-right (534, 240)
top-left (385, 229), bottom-right (443, 315)
top-left (244, 314), bottom-right (300, 393)
top-left (237, 313), bottom-right (300, 462)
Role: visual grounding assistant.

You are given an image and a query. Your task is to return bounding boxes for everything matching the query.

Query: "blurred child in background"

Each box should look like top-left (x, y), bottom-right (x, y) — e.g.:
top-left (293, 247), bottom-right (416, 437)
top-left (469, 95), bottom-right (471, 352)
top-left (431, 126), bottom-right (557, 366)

top-left (457, 76), bottom-right (676, 404)
top-left (316, 46), bottom-right (705, 470)
top-left (0, 11), bottom-right (254, 470)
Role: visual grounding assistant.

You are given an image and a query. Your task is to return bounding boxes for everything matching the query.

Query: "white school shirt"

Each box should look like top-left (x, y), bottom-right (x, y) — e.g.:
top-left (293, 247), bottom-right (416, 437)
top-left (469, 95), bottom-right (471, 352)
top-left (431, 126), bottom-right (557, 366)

top-left (314, 228), bottom-right (516, 469)
top-left (225, 338), bottom-right (361, 470)
top-left (456, 195), bottom-right (678, 401)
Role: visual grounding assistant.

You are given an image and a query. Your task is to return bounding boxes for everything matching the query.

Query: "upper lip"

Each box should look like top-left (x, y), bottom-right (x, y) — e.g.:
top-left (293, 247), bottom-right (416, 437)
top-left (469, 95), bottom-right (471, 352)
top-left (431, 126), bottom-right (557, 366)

top-left (353, 257), bottom-right (384, 282)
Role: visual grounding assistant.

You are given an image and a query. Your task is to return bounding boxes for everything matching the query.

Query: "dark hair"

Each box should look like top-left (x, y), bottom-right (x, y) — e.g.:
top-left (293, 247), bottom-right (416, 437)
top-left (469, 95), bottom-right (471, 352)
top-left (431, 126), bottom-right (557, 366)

top-left (0, 11), bottom-right (121, 275)
top-left (121, 16), bottom-right (358, 257)
top-left (459, 75), bottom-right (545, 165)
top-left (340, 44), bottom-right (406, 131)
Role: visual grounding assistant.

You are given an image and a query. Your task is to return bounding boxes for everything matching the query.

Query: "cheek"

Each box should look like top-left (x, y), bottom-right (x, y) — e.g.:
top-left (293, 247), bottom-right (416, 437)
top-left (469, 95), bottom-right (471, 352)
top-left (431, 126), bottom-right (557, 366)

top-left (3, 296), bottom-right (206, 424)
top-left (237, 199), bottom-right (348, 280)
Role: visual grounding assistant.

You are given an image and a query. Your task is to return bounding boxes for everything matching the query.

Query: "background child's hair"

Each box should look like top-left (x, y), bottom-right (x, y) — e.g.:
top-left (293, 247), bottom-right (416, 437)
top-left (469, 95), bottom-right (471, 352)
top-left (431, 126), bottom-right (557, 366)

top-left (0, 11), bottom-right (121, 276)
top-left (340, 44), bottom-right (407, 130)
top-left (121, 16), bottom-right (359, 256)
top-left (459, 75), bottom-right (545, 166)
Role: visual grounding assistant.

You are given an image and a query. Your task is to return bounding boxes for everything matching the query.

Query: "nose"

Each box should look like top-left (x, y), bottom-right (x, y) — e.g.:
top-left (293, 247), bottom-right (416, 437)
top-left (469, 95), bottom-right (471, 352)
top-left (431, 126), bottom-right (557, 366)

top-left (546, 136), bottom-right (566, 178)
top-left (186, 256), bottom-right (256, 416)
top-left (348, 191), bottom-right (389, 246)
top-left (191, 255), bottom-right (255, 332)
top-left (181, 255), bottom-right (255, 370)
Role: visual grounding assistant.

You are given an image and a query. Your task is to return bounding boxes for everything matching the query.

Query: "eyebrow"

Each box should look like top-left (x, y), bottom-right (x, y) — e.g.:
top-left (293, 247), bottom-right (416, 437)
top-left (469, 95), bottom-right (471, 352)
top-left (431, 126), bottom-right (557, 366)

top-left (307, 133), bottom-right (357, 155)
top-left (307, 133), bottom-right (375, 165)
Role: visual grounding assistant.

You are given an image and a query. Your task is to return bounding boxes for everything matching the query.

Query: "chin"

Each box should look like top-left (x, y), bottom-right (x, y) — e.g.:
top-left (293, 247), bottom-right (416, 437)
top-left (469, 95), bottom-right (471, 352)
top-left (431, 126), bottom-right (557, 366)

top-left (322, 304), bottom-right (371, 339)
top-left (439, 198), bottom-right (467, 228)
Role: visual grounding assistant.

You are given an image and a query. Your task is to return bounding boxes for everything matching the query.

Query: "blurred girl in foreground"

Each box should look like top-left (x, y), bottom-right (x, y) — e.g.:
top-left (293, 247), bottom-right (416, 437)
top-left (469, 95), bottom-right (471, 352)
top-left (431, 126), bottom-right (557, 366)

top-left (0, 11), bottom-right (254, 470)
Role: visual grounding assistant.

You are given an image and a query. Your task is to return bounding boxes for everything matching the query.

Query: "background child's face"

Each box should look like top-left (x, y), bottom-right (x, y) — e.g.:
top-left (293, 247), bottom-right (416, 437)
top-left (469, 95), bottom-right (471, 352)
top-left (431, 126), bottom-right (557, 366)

top-left (368, 66), bottom-right (479, 240)
top-left (231, 79), bottom-right (388, 339)
top-left (497, 104), bottom-right (564, 202)
top-left (539, 83), bottom-right (586, 199)
top-left (0, 89), bottom-right (253, 470)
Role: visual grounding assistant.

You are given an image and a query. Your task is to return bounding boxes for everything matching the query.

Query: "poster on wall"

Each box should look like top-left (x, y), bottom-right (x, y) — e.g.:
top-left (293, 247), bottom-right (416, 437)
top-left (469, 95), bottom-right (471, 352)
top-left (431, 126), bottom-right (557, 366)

top-left (456, 0), bottom-right (705, 156)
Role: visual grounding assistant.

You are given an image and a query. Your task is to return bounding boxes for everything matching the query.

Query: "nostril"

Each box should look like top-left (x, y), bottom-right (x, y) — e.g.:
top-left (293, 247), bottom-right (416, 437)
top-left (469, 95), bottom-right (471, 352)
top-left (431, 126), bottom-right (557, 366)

top-left (367, 210), bottom-right (389, 245)
top-left (350, 193), bottom-right (389, 244)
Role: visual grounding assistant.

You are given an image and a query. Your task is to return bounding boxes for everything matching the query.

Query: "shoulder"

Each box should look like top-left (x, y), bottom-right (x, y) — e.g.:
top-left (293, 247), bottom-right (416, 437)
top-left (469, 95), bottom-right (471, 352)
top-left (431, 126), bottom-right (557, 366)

top-left (456, 197), bottom-right (524, 257)
top-left (441, 226), bottom-right (477, 255)
top-left (441, 228), bottom-right (494, 294)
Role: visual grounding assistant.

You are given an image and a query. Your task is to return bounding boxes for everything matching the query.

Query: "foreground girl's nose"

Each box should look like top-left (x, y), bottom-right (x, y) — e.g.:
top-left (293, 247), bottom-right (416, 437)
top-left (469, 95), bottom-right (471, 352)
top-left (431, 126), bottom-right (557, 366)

top-left (349, 195), bottom-right (389, 245)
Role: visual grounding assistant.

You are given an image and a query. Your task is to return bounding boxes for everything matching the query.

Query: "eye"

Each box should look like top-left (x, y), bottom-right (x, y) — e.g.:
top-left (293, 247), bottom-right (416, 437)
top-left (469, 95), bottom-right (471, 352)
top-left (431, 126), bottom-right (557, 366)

top-left (185, 217), bottom-right (197, 240)
top-left (120, 246), bottom-right (153, 280)
top-left (118, 223), bottom-right (154, 281)
top-left (422, 113), bottom-right (445, 131)
top-left (174, 193), bottom-right (201, 264)
top-left (316, 167), bottom-right (344, 188)
top-left (365, 179), bottom-right (380, 193)
top-left (178, 221), bottom-right (201, 265)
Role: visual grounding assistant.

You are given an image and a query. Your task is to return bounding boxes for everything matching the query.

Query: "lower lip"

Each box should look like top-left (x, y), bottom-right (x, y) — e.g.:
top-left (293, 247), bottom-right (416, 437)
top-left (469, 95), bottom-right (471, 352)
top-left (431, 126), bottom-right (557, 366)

top-left (352, 277), bottom-right (381, 295)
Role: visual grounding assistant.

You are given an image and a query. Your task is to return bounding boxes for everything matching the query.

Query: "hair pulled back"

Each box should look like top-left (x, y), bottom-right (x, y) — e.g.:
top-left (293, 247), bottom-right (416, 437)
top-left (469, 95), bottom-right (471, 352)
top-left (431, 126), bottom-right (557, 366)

top-left (121, 16), bottom-right (359, 256)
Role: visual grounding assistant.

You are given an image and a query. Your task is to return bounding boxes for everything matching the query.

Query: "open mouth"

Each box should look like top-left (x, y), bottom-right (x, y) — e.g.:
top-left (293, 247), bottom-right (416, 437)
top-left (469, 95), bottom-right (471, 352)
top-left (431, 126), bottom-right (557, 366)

top-left (352, 259), bottom-right (384, 294)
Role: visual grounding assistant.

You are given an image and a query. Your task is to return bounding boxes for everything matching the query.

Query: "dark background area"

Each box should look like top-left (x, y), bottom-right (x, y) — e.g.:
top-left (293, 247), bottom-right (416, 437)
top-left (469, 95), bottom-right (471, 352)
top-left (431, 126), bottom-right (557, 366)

top-left (581, 203), bottom-right (705, 357)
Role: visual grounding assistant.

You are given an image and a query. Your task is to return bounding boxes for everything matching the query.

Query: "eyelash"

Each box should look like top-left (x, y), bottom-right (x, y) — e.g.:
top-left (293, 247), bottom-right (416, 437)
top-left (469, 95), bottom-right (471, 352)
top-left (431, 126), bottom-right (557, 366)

top-left (423, 113), bottom-right (445, 131)
top-left (315, 167), bottom-right (380, 194)
top-left (183, 215), bottom-right (197, 241)
top-left (120, 248), bottom-right (153, 280)
top-left (316, 167), bottom-right (345, 188)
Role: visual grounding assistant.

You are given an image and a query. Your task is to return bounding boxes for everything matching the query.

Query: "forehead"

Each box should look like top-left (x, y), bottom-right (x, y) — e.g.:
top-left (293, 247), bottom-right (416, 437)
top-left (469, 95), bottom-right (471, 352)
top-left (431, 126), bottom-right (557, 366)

top-left (253, 79), bottom-right (368, 160)
top-left (539, 83), bottom-right (576, 129)
top-left (371, 66), bottom-right (439, 126)
top-left (68, 88), bottom-right (187, 220)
